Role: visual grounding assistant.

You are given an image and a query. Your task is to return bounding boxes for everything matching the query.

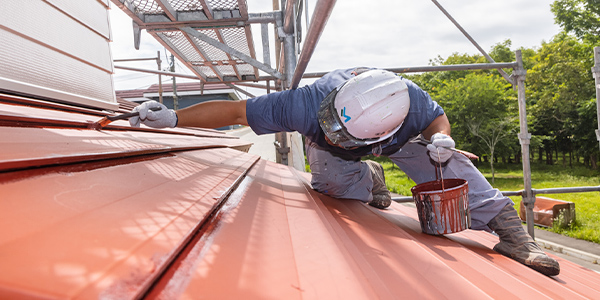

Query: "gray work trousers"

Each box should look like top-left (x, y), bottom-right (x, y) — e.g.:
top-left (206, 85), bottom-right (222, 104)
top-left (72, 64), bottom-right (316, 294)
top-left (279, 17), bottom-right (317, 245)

top-left (305, 138), bottom-right (512, 230)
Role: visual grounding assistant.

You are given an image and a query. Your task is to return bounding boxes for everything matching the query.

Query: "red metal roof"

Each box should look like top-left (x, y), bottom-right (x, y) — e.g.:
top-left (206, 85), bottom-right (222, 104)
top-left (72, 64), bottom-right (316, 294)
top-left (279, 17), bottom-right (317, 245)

top-left (1, 93), bottom-right (600, 299)
top-left (115, 89), bottom-right (148, 99)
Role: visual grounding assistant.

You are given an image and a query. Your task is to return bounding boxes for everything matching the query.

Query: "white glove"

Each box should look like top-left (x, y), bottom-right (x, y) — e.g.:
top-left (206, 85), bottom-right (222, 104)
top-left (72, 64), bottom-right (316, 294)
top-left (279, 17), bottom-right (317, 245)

top-left (129, 101), bottom-right (178, 128)
top-left (426, 133), bottom-right (455, 163)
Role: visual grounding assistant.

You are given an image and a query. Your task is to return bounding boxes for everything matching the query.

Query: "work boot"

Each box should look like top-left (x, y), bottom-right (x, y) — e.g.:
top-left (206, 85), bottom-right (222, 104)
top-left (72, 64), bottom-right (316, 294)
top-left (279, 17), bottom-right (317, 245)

top-left (365, 160), bottom-right (392, 209)
top-left (488, 204), bottom-right (560, 276)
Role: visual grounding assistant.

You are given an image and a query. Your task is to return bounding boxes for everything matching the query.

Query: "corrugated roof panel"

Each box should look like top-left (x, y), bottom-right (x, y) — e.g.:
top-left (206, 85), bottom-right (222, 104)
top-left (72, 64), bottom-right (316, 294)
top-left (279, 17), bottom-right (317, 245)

top-left (2, 95), bottom-right (600, 299)
top-left (103, 130), bottom-right (249, 149)
top-left (0, 148), bottom-right (259, 299)
top-left (0, 127), bottom-right (251, 171)
top-left (146, 160), bottom-right (305, 299)
top-left (143, 164), bottom-right (600, 299)
top-left (0, 98), bottom-right (235, 137)
top-left (0, 93), bottom-right (106, 116)
top-left (0, 127), bottom-right (167, 170)
top-left (147, 160), bottom-right (377, 299)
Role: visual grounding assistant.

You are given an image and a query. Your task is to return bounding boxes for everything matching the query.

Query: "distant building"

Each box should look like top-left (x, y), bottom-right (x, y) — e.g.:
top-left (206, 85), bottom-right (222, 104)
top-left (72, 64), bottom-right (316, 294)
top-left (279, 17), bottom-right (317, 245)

top-left (116, 82), bottom-right (242, 130)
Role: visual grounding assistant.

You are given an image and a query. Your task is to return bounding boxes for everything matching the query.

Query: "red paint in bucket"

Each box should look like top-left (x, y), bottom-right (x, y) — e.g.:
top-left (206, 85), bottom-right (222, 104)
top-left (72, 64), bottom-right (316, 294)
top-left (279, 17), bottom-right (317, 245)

top-left (411, 179), bottom-right (471, 235)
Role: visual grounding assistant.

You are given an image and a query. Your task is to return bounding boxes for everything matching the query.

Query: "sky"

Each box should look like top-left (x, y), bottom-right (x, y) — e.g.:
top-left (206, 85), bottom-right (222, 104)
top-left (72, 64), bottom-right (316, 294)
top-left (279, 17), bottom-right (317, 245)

top-left (109, 0), bottom-right (562, 96)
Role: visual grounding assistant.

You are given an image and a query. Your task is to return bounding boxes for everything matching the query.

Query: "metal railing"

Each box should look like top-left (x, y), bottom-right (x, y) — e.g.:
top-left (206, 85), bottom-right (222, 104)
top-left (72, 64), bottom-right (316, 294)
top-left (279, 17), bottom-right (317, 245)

top-left (393, 186), bottom-right (600, 203)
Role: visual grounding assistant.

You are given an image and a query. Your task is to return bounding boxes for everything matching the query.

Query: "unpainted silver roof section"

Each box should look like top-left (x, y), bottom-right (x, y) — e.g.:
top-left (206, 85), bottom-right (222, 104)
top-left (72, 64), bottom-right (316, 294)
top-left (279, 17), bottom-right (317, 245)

top-left (112, 0), bottom-right (281, 83)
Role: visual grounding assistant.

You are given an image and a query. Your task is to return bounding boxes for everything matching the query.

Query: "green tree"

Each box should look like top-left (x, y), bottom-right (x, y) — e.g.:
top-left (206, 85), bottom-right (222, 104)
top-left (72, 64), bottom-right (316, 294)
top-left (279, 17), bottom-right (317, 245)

top-left (526, 33), bottom-right (595, 165)
top-left (407, 52), bottom-right (484, 95)
top-left (575, 99), bottom-right (600, 168)
top-left (489, 40), bottom-right (514, 62)
top-left (468, 117), bottom-right (516, 182)
top-left (552, 0), bottom-right (600, 43)
top-left (408, 42), bottom-right (517, 98)
top-left (407, 44), bottom-right (525, 164)
top-left (434, 73), bottom-right (517, 160)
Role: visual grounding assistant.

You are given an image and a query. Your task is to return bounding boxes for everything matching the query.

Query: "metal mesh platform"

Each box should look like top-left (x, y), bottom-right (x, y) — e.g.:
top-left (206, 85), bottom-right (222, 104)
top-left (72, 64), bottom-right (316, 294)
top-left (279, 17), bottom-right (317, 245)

top-left (112, 0), bottom-right (259, 82)
top-left (130, 0), bottom-right (239, 14)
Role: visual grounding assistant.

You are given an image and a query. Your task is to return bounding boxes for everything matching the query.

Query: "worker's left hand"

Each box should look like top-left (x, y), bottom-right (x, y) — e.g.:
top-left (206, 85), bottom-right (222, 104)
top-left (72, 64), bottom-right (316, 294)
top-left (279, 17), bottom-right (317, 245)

top-left (426, 133), bottom-right (455, 163)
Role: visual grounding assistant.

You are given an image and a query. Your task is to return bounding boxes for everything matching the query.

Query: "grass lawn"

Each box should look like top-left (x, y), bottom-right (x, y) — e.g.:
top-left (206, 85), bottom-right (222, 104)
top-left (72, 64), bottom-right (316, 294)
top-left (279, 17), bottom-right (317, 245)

top-left (365, 156), bottom-right (600, 244)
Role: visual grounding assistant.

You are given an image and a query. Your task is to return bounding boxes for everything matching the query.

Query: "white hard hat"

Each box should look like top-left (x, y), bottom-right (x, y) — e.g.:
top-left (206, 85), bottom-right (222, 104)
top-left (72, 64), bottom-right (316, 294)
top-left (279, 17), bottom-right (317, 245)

top-left (318, 69), bottom-right (410, 149)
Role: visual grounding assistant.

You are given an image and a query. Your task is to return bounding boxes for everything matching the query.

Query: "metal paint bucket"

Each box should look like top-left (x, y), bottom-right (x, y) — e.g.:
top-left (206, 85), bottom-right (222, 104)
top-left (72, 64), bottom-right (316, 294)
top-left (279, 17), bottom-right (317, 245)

top-left (411, 179), bottom-right (471, 235)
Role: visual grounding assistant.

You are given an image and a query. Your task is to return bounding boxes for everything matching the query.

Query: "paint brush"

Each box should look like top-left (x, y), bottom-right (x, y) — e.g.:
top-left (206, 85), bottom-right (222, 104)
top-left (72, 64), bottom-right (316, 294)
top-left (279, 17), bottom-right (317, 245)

top-left (415, 136), bottom-right (479, 160)
top-left (88, 106), bottom-right (162, 130)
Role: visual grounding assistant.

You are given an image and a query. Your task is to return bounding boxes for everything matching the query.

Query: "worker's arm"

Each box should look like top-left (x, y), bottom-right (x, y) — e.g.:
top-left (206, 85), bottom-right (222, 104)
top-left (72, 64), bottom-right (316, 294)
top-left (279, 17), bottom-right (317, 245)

top-left (176, 100), bottom-right (248, 128)
top-left (129, 100), bottom-right (248, 129)
top-left (421, 113), bottom-right (451, 140)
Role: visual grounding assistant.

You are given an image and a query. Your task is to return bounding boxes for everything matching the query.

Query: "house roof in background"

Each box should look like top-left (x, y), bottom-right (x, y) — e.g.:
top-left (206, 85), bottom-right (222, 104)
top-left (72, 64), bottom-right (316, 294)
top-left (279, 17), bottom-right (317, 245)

top-left (144, 82), bottom-right (231, 93)
top-left (116, 82), bottom-right (238, 102)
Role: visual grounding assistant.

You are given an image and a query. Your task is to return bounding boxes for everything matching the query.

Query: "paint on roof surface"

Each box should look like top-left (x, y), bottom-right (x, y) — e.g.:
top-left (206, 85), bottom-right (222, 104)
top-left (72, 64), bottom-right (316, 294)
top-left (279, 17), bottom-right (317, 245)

top-left (1, 93), bottom-right (600, 299)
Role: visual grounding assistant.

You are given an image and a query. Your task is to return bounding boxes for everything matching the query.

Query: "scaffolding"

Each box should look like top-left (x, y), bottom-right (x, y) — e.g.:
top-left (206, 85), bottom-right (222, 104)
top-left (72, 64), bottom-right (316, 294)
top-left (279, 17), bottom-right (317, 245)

top-left (110, 0), bottom-right (600, 239)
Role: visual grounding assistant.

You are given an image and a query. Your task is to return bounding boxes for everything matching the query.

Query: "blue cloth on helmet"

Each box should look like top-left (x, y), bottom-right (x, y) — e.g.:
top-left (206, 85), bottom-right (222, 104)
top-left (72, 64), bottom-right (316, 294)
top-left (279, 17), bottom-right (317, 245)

top-left (245, 68), bottom-right (445, 159)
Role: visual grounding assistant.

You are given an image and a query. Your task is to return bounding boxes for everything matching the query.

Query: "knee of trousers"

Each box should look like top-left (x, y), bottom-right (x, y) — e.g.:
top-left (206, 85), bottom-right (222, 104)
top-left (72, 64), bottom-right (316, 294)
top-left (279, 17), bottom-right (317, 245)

top-left (311, 171), bottom-right (356, 197)
top-left (310, 165), bottom-right (372, 200)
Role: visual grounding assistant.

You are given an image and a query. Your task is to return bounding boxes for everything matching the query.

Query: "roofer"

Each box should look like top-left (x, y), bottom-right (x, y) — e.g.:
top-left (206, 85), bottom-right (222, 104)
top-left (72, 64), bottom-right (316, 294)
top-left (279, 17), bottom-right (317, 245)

top-left (129, 67), bottom-right (560, 276)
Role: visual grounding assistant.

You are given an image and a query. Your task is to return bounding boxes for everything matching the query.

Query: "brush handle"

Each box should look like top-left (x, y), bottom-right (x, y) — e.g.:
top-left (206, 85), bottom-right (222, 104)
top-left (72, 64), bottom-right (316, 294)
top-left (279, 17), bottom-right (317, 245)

top-left (106, 106), bottom-right (162, 121)
top-left (415, 136), bottom-right (479, 160)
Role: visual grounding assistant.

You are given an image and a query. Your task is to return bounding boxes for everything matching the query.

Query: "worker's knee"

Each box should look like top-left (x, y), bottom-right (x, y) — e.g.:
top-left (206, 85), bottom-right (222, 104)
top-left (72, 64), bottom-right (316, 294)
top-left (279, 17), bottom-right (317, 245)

top-left (310, 161), bottom-right (372, 200)
top-left (305, 139), bottom-right (371, 200)
top-left (311, 171), bottom-right (355, 197)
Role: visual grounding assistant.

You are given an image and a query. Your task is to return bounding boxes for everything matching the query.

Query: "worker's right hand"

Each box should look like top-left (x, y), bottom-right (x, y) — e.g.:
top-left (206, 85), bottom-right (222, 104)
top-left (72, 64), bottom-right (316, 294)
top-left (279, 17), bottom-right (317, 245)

top-left (129, 101), bottom-right (178, 128)
top-left (426, 133), bottom-right (454, 163)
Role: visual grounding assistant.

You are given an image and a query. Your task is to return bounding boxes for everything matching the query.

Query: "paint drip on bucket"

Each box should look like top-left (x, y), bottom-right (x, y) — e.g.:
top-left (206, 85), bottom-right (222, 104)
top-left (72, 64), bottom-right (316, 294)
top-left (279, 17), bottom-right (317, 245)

top-left (411, 178), bottom-right (471, 235)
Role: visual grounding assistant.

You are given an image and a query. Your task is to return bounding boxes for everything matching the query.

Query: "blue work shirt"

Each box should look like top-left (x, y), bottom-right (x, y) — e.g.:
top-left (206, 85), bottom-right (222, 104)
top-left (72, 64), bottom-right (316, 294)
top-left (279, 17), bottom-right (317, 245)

top-left (246, 68), bottom-right (444, 160)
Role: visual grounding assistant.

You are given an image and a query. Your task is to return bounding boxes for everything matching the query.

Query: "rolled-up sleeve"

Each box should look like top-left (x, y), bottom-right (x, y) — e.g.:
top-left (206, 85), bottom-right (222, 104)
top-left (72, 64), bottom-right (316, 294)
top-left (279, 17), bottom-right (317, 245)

top-left (246, 87), bottom-right (316, 136)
